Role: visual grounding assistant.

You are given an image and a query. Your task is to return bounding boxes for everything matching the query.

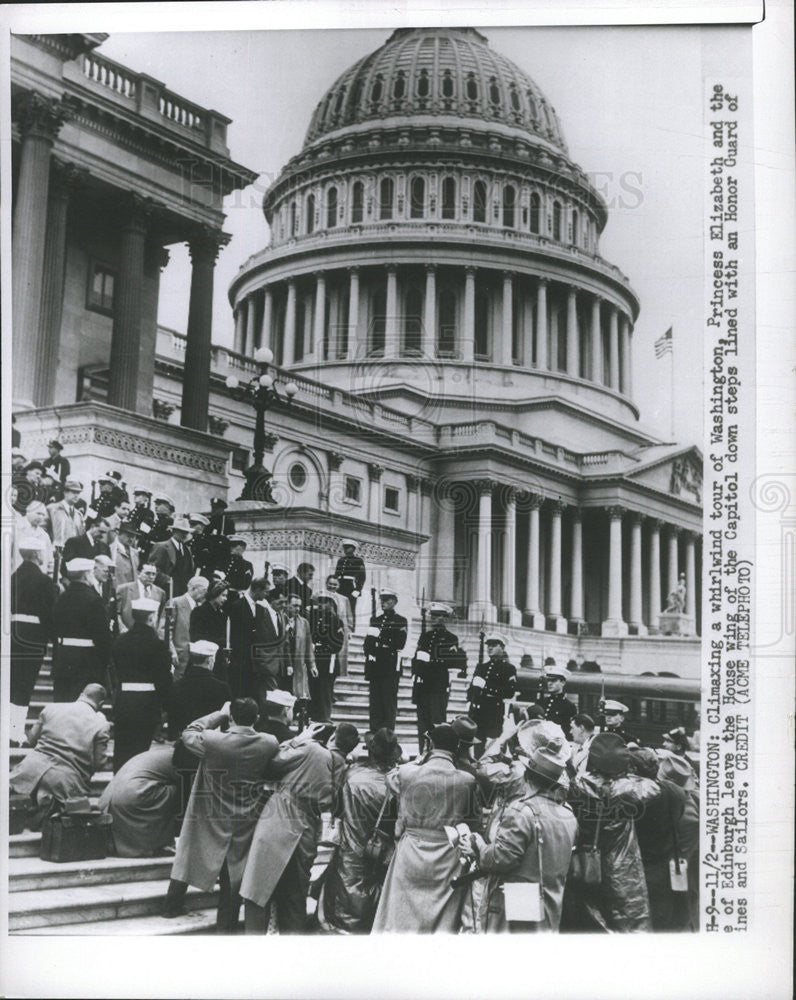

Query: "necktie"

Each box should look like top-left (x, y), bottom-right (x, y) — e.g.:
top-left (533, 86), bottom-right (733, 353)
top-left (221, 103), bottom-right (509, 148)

top-left (145, 585), bottom-right (151, 597)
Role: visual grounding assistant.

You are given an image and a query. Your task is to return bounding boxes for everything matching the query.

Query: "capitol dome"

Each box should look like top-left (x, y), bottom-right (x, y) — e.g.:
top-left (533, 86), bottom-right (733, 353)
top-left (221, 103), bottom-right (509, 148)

top-left (304, 27), bottom-right (568, 153)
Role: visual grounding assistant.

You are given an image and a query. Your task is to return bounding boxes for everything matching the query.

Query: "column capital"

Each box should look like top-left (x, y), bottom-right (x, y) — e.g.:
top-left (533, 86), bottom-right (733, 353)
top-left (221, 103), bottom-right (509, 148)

top-left (120, 192), bottom-right (159, 235)
top-left (424, 263), bottom-right (437, 275)
top-left (571, 506), bottom-right (583, 522)
top-left (465, 265), bottom-right (477, 277)
top-left (502, 269), bottom-right (515, 282)
top-left (475, 478), bottom-right (493, 496)
top-left (347, 265), bottom-right (361, 277)
top-left (327, 450), bottom-right (345, 471)
top-left (50, 158), bottom-right (88, 198)
top-left (385, 263), bottom-right (398, 275)
top-left (536, 276), bottom-right (550, 287)
top-left (668, 523), bottom-right (682, 538)
top-left (517, 490), bottom-right (544, 511)
top-left (156, 246), bottom-right (171, 271)
top-left (368, 462), bottom-right (385, 481)
top-left (405, 474), bottom-right (420, 493)
top-left (419, 477), bottom-right (433, 496)
top-left (13, 91), bottom-right (71, 141)
top-left (567, 283), bottom-right (579, 296)
top-left (496, 482), bottom-right (517, 506)
top-left (188, 226), bottom-right (230, 265)
top-left (648, 516), bottom-right (663, 531)
top-left (627, 509), bottom-right (643, 524)
top-left (315, 271), bottom-right (327, 286)
top-left (591, 292), bottom-right (603, 305)
top-left (550, 498), bottom-right (566, 515)
top-left (605, 504), bottom-right (625, 520)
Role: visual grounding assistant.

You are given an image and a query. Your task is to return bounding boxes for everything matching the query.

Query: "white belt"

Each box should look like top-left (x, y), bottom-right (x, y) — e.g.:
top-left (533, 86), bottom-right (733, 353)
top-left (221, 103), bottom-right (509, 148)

top-left (61, 637), bottom-right (94, 647)
top-left (121, 682), bottom-right (155, 692)
top-left (12, 614), bottom-right (40, 624)
top-left (342, 576), bottom-right (355, 581)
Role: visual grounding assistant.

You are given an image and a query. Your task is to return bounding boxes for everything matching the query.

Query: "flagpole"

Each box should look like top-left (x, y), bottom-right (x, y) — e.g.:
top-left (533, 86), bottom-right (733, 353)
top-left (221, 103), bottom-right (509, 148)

top-left (670, 330), bottom-right (675, 440)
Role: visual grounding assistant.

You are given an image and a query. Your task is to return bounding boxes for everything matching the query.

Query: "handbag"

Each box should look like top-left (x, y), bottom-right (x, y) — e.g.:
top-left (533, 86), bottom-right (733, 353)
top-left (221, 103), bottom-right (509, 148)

top-left (362, 789), bottom-right (393, 870)
top-left (569, 796), bottom-right (603, 886)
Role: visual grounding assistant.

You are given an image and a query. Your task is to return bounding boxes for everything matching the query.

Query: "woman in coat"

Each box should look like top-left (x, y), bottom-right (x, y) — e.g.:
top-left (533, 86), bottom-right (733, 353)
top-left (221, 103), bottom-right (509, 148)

top-left (565, 733), bottom-right (656, 932)
top-left (318, 728), bottom-right (402, 933)
top-left (189, 580), bottom-right (230, 681)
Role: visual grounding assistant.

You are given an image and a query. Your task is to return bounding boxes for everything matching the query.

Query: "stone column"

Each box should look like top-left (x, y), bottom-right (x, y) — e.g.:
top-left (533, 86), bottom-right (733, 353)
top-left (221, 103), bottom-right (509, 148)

top-left (501, 271), bottom-right (514, 366)
top-left (347, 267), bottom-right (360, 360)
top-left (385, 265), bottom-right (398, 356)
top-left (406, 476), bottom-right (419, 533)
top-left (620, 313), bottom-right (632, 396)
top-left (12, 92), bottom-right (69, 409)
top-left (423, 264), bottom-right (436, 358)
top-left (283, 279), bottom-right (297, 365)
top-left (570, 508), bottom-right (584, 626)
top-left (307, 273), bottom-right (326, 363)
top-left (629, 512), bottom-right (645, 633)
top-left (609, 305), bottom-right (620, 390)
top-left (469, 479), bottom-right (496, 621)
top-left (431, 480), bottom-right (455, 604)
top-left (667, 525), bottom-right (680, 597)
top-left (34, 160), bottom-right (84, 407)
top-left (685, 532), bottom-right (696, 621)
top-left (524, 494), bottom-right (544, 628)
top-left (500, 487), bottom-right (520, 625)
top-left (327, 287), bottom-right (340, 361)
top-left (535, 278), bottom-right (548, 370)
top-left (244, 294), bottom-right (257, 356)
top-left (462, 267), bottom-right (475, 362)
top-left (262, 287), bottom-right (273, 353)
top-left (233, 303), bottom-right (246, 354)
top-left (548, 500), bottom-right (566, 632)
top-left (590, 295), bottom-right (603, 383)
top-left (603, 506), bottom-right (628, 635)
top-left (181, 227), bottom-right (228, 431)
top-left (566, 285), bottom-right (579, 377)
top-left (108, 194), bottom-right (154, 412)
top-left (368, 463), bottom-right (384, 523)
top-left (648, 519), bottom-right (662, 629)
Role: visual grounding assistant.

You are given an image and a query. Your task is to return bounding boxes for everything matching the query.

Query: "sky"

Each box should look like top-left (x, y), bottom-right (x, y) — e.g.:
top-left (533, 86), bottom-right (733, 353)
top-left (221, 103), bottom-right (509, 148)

top-left (97, 24), bottom-right (748, 447)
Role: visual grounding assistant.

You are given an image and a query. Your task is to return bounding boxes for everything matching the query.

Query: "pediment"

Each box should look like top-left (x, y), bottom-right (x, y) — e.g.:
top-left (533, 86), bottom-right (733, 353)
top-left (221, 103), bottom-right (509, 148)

top-left (626, 446), bottom-right (703, 505)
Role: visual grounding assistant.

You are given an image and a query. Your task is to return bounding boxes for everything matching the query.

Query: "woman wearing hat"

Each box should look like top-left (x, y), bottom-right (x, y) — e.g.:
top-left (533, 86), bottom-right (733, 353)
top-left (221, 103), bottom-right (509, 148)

top-left (189, 580), bottom-right (230, 682)
top-left (564, 733), bottom-right (656, 932)
top-left (468, 720), bottom-right (578, 932)
top-left (318, 728), bottom-right (402, 933)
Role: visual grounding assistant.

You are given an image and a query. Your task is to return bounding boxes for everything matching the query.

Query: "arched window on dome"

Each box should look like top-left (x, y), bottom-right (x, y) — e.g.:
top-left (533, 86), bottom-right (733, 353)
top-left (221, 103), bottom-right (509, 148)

top-left (306, 193), bottom-right (316, 234)
top-left (403, 283), bottom-right (423, 356)
top-left (526, 88), bottom-right (539, 123)
top-left (437, 285), bottom-right (457, 357)
top-left (473, 179), bottom-right (488, 223)
top-left (488, 76), bottom-right (501, 112)
top-left (441, 176), bottom-right (456, 220)
top-left (393, 70), bottom-right (406, 108)
top-left (380, 177), bottom-right (394, 220)
top-left (410, 176), bottom-right (425, 219)
top-left (503, 184), bottom-right (516, 228)
top-left (509, 84), bottom-right (522, 119)
top-left (334, 86), bottom-right (346, 121)
top-left (349, 78), bottom-right (363, 118)
top-left (571, 208), bottom-right (579, 246)
top-left (416, 68), bottom-right (430, 109)
top-left (465, 72), bottom-right (479, 104)
top-left (441, 69), bottom-right (455, 108)
top-left (553, 200), bottom-right (562, 241)
top-left (327, 187), bottom-right (338, 229)
top-left (351, 181), bottom-right (364, 224)
top-left (370, 74), bottom-right (384, 110)
top-left (530, 192), bottom-right (541, 234)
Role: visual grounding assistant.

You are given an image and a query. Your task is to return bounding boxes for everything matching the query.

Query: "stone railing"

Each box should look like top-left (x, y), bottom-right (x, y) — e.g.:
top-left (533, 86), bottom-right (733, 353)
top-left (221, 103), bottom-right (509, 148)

top-left (159, 89), bottom-right (205, 134)
top-left (82, 51), bottom-right (137, 98)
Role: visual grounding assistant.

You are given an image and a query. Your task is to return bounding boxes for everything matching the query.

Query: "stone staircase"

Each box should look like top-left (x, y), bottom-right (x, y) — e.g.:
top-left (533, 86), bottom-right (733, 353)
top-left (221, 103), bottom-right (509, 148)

top-left (7, 626), bottom-right (473, 935)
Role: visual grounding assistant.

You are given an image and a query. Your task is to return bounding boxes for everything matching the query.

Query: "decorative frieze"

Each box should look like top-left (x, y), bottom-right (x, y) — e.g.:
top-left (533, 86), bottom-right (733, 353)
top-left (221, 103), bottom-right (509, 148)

top-left (240, 527), bottom-right (417, 569)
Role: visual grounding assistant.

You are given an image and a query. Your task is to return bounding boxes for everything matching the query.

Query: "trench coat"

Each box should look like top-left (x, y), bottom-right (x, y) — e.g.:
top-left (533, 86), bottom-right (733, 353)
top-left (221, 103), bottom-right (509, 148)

top-left (371, 750), bottom-right (480, 933)
top-left (567, 771), bottom-right (657, 932)
top-left (240, 738), bottom-right (347, 909)
top-left (170, 711), bottom-right (280, 891)
top-left (98, 744), bottom-right (179, 857)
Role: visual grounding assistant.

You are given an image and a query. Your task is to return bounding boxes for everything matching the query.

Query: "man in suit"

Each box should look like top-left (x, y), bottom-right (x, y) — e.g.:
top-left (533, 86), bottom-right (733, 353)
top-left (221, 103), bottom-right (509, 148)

top-left (110, 520), bottom-right (140, 587)
top-left (163, 698), bottom-right (281, 929)
top-left (117, 564), bottom-right (167, 632)
top-left (363, 588), bottom-right (408, 732)
top-left (333, 539), bottom-right (366, 624)
top-left (62, 517), bottom-right (111, 563)
top-left (227, 576), bottom-right (271, 701)
top-left (9, 537), bottom-right (57, 746)
top-left (171, 576), bottom-right (209, 680)
top-left (48, 479), bottom-right (85, 549)
top-left (285, 562), bottom-right (315, 614)
top-left (283, 592), bottom-right (316, 728)
top-left (149, 517), bottom-right (194, 597)
top-left (51, 559), bottom-right (112, 702)
top-left (251, 588), bottom-right (289, 711)
top-left (9, 683), bottom-right (111, 829)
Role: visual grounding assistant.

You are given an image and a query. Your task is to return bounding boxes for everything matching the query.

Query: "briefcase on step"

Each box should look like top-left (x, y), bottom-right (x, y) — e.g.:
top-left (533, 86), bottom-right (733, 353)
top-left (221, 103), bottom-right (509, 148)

top-left (9, 793), bottom-right (32, 836)
top-left (40, 809), bottom-right (113, 863)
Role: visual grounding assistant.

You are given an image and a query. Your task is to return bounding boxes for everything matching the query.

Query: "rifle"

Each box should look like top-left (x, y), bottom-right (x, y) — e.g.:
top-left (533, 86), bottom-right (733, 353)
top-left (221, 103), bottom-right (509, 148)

top-left (412, 588), bottom-right (427, 704)
top-left (598, 673), bottom-right (607, 732)
top-left (52, 546), bottom-right (62, 586)
top-left (370, 586), bottom-right (377, 620)
top-left (420, 587), bottom-right (427, 633)
top-left (163, 577), bottom-right (175, 651)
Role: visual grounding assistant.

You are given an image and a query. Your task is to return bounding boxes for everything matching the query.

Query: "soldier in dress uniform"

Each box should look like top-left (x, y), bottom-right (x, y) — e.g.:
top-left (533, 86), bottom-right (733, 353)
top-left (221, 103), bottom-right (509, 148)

top-left (467, 633), bottom-right (517, 745)
top-left (538, 671), bottom-right (577, 740)
top-left (9, 537), bottom-right (58, 746)
top-left (209, 496), bottom-right (236, 536)
top-left (108, 597), bottom-right (173, 773)
top-left (204, 498), bottom-right (235, 576)
top-left (601, 700), bottom-right (638, 745)
top-left (51, 558), bottom-right (113, 703)
top-left (411, 603), bottom-right (467, 748)
top-left (95, 471), bottom-right (129, 520)
top-left (128, 487), bottom-right (156, 557)
top-left (333, 539), bottom-right (366, 625)
top-left (187, 514), bottom-right (212, 578)
top-left (41, 440), bottom-right (71, 502)
top-left (147, 495), bottom-right (176, 549)
top-left (221, 537), bottom-right (254, 596)
top-left (363, 588), bottom-right (408, 732)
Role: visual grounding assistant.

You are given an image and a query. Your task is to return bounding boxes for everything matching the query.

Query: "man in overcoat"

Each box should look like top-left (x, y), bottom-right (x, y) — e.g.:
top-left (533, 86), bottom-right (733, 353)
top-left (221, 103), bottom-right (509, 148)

top-left (162, 698), bottom-right (281, 930)
top-left (62, 517), bottom-right (111, 563)
top-left (48, 479), bottom-right (85, 549)
top-left (171, 576), bottom-right (209, 679)
top-left (149, 518), bottom-right (194, 597)
top-left (283, 593), bottom-right (316, 726)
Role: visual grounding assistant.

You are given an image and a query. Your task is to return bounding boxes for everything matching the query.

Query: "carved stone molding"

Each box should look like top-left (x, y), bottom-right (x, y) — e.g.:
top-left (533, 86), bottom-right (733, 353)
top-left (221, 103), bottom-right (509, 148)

top-left (152, 399), bottom-right (175, 420)
top-left (240, 527), bottom-right (417, 569)
top-left (262, 432), bottom-right (279, 452)
top-left (12, 91), bottom-right (71, 141)
top-left (207, 414), bottom-right (229, 436)
top-left (475, 478), bottom-right (494, 496)
top-left (605, 504), bottom-right (625, 519)
top-left (189, 226), bottom-right (231, 266)
top-left (368, 463), bottom-right (385, 481)
top-left (327, 451), bottom-right (345, 471)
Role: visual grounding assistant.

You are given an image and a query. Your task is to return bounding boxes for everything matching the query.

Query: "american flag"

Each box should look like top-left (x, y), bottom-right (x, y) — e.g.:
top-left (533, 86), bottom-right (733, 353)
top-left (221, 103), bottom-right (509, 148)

top-left (654, 327), bottom-right (673, 358)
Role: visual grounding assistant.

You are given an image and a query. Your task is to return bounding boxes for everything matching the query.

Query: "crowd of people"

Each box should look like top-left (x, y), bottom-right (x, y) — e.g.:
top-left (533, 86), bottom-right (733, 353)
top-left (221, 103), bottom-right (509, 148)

top-left (8, 446), bottom-right (701, 935)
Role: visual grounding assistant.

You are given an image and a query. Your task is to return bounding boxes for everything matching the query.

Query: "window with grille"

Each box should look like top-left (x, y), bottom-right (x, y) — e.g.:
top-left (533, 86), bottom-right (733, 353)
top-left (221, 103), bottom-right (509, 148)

top-left (442, 177), bottom-right (456, 220)
top-left (384, 486), bottom-right (400, 512)
top-left (327, 187), bottom-right (338, 228)
top-left (379, 178), bottom-right (394, 220)
top-left (87, 262), bottom-right (116, 315)
top-left (344, 476), bottom-right (361, 504)
top-left (351, 181), bottom-right (364, 223)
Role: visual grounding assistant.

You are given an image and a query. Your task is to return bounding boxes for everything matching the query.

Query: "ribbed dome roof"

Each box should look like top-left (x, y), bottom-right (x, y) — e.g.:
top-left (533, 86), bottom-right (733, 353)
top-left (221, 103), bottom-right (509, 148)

top-left (304, 27), bottom-right (568, 152)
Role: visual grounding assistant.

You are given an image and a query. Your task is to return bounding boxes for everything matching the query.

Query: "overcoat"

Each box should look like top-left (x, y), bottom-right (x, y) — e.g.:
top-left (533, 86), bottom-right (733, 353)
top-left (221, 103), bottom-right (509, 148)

top-left (284, 613), bottom-right (315, 700)
top-left (171, 710), bottom-right (280, 890)
top-left (98, 745), bottom-right (179, 857)
top-left (148, 537), bottom-right (194, 596)
top-left (371, 750), bottom-right (480, 933)
top-left (240, 738), bottom-right (347, 909)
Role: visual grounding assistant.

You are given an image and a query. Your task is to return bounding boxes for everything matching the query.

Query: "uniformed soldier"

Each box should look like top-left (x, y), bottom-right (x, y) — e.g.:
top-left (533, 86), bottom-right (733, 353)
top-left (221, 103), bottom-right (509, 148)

top-left (222, 536), bottom-right (254, 595)
top-left (411, 603), bottom-right (467, 748)
top-left (128, 487), bottom-right (156, 557)
top-left (467, 633), bottom-right (517, 744)
top-left (147, 496), bottom-right (176, 548)
top-left (269, 564), bottom-right (289, 593)
top-left (108, 597), bottom-right (172, 772)
top-left (188, 514), bottom-right (212, 577)
top-left (538, 671), bottom-right (577, 740)
top-left (95, 471), bottom-right (129, 520)
top-left (363, 588), bottom-right (408, 732)
top-left (601, 699), bottom-right (638, 745)
top-left (208, 496), bottom-right (236, 538)
top-left (51, 558), bottom-right (112, 703)
top-left (333, 539), bottom-right (366, 624)
top-left (41, 440), bottom-right (71, 502)
top-left (9, 537), bottom-right (58, 746)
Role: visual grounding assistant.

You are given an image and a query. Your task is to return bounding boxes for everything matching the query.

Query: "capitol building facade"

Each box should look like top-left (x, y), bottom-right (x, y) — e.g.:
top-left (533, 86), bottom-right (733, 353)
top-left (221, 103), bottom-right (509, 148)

top-left (11, 27), bottom-right (702, 675)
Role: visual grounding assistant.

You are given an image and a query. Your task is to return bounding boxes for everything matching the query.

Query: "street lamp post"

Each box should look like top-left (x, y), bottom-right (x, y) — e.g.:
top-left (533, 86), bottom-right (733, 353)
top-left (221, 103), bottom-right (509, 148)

top-left (225, 347), bottom-right (298, 503)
